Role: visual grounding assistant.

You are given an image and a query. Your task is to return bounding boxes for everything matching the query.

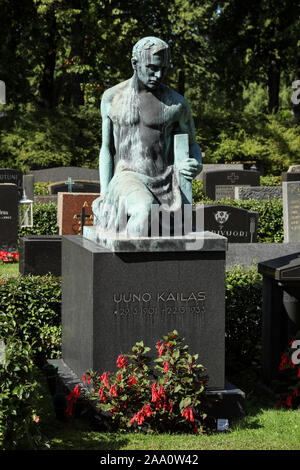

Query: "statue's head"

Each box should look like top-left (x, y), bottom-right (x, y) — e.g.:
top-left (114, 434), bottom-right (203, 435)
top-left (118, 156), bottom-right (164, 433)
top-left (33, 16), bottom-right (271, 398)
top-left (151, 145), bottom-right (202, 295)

top-left (131, 37), bottom-right (171, 90)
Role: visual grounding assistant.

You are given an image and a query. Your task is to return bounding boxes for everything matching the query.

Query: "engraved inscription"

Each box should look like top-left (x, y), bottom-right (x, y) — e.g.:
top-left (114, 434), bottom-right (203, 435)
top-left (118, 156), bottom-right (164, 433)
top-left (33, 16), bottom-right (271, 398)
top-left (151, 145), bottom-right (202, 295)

top-left (113, 291), bottom-right (206, 316)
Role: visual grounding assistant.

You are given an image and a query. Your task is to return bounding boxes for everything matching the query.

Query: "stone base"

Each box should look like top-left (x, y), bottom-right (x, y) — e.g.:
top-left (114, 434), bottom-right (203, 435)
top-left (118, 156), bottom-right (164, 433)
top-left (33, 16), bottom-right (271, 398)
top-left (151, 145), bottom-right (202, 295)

top-left (82, 226), bottom-right (227, 252)
top-left (62, 234), bottom-right (226, 390)
top-left (47, 359), bottom-right (245, 422)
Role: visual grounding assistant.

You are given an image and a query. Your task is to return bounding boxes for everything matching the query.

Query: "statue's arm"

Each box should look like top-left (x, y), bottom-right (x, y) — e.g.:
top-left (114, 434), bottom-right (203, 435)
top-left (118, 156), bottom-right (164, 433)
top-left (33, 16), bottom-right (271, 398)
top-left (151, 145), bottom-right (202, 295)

top-left (99, 93), bottom-right (114, 196)
top-left (177, 102), bottom-right (202, 180)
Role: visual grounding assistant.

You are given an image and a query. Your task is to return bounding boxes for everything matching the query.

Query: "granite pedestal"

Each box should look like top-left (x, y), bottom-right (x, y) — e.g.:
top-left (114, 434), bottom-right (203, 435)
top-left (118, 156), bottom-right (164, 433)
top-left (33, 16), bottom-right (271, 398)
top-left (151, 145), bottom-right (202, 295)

top-left (62, 233), bottom-right (227, 390)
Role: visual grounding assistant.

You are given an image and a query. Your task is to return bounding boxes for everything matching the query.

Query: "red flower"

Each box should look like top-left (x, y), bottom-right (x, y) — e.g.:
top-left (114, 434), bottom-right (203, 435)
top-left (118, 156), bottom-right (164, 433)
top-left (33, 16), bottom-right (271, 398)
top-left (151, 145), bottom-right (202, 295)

top-left (151, 382), bottom-right (160, 403)
top-left (109, 385), bottom-right (118, 397)
top-left (142, 403), bottom-right (153, 418)
top-left (128, 376), bottom-right (136, 387)
top-left (157, 341), bottom-right (164, 357)
top-left (117, 355), bottom-right (127, 369)
top-left (158, 385), bottom-right (166, 401)
top-left (130, 410), bottom-right (145, 426)
top-left (100, 372), bottom-right (110, 388)
top-left (182, 407), bottom-right (194, 422)
top-left (163, 361), bottom-right (169, 373)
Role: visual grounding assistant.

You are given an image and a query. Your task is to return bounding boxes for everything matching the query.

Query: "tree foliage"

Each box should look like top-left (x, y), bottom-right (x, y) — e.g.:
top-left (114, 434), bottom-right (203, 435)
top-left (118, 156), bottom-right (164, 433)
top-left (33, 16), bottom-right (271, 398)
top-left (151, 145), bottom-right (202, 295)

top-left (0, 0), bottom-right (299, 171)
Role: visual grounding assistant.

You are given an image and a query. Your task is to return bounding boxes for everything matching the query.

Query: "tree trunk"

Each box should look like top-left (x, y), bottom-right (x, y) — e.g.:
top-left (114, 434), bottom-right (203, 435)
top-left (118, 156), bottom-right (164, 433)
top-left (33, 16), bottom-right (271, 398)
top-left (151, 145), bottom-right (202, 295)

top-left (267, 59), bottom-right (280, 114)
top-left (69, 0), bottom-right (84, 107)
top-left (38, 11), bottom-right (57, 108)
top-left (178, 70), bottom-right (185, 96)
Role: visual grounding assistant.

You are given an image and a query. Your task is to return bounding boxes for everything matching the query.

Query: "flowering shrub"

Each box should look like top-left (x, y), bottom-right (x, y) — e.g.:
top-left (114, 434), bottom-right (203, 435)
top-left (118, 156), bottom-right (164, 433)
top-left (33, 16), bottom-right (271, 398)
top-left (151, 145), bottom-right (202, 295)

top-left (0, 251), bottom-right (19, 264)
top-left (70, 331), bottom-right (210, 434)
top-left (275, 333), bottom-right (300, 409)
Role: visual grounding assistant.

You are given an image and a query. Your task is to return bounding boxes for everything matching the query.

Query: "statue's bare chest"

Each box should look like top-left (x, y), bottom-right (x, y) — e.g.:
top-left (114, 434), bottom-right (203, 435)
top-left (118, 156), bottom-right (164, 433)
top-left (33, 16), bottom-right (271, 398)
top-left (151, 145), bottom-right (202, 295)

top-left (139, 91), bottom-right (181, 129)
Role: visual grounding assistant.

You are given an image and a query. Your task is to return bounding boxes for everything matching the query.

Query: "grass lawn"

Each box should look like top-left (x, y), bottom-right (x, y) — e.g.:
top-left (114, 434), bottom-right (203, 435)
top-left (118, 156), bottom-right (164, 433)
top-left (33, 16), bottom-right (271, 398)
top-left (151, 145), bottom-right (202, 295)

top-left (34, 371), bottom-right (300, 451)
top-left (0, 262), bottom-right (19, 278)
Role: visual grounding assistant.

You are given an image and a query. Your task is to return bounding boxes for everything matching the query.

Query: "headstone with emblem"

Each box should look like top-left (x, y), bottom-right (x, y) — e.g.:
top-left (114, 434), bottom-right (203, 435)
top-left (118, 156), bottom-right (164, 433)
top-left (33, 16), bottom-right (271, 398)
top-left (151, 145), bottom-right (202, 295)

top-left (0, 184), bottom-right (19, 252)
top-left (196, 205), bottom-right (259, 243)
top-left (57, 193), bottom-right (99, 235)
top-left (203, 170), bottom-right (260, 200)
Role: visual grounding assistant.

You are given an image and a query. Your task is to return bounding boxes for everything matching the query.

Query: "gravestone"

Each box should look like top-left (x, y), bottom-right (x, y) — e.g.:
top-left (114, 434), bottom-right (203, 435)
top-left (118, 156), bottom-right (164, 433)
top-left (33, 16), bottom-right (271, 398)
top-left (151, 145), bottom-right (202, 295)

top-left (57, 193), bottom-right (99, 235)
top-left (282, 171), bottom-right (300, 183)
top-left (287, 165), bottom-right (300, 173)
top-left (235, 186), bottom-right (282, 200)
top-left (0, 184), bottom-right (19, 252)
top-left (196, 205), bottom-right (259, 243)
top-left (49, 180), bottom-right (100, 195)
top-left (258, 253), bottom-right (300, 383)
top-left (29, 166), bottom-right (99, 183)
top-left (0, 168), bottom-right (23, 200)
top-left (62, 233), bottom-right (227, 390)
top-left (282, 181), bottom-right (300, 243)
top-left (203, 170), bottom-right (260, 200)
top-left (19, 235), bottom-right (62, 276)
top-left (195, 163), bottom-right (244, 181)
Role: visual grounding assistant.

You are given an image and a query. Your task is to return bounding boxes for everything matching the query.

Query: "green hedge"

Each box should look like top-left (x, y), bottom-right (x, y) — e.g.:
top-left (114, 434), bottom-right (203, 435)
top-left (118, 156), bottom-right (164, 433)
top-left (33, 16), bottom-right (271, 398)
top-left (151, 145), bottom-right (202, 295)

top-left (0, 337), bottom-right (42, 449)
top-left (225, 265), bottom-right (263, 373)
top-left (18, 202), bottom-right (58, 238)
top-left (0, 275), bottom-right (61, 367)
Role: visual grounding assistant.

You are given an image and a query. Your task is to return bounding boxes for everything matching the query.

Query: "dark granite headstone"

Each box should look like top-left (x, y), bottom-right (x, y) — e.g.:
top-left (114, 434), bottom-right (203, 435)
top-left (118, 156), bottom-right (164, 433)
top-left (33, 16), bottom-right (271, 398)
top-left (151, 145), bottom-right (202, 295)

top-left (29, 166), bottom-right (99, 183)
top-left (196, 205), bottom-right (259, 243)
top-left (62, 235), bottom-right (226, 390)
top-left (282, 182), bottom-right (300, 243)
top-left (258, 253), bottom-right (300, 383)
top-left (49, 180), bottom-right (100, 195)
top-left (0, 168), bottom-right (23, 200)
top-left (0, 184), bottom-right (18, 252)
top-left (203, 170), bottom-right (260, 200)
top-left (19, 235), bottom-right (62, 276)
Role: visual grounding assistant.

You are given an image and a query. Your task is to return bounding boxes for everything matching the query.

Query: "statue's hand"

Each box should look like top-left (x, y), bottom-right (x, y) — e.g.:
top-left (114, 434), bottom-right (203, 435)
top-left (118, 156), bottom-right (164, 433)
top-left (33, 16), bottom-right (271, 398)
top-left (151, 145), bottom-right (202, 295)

top-left (177, 158), bottom-right (202, 181)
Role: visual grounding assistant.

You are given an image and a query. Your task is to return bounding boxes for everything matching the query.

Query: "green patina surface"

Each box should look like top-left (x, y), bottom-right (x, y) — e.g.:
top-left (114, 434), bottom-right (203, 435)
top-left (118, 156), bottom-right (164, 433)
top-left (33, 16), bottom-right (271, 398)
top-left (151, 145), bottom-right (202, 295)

top-left (92, 37), bottom-right (202, 237)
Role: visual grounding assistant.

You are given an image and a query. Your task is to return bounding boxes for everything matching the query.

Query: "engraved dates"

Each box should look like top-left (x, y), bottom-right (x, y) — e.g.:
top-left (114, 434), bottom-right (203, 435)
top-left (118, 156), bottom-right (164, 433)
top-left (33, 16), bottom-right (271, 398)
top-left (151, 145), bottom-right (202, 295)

top-left (113, 291), bottom-right (206, 316)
